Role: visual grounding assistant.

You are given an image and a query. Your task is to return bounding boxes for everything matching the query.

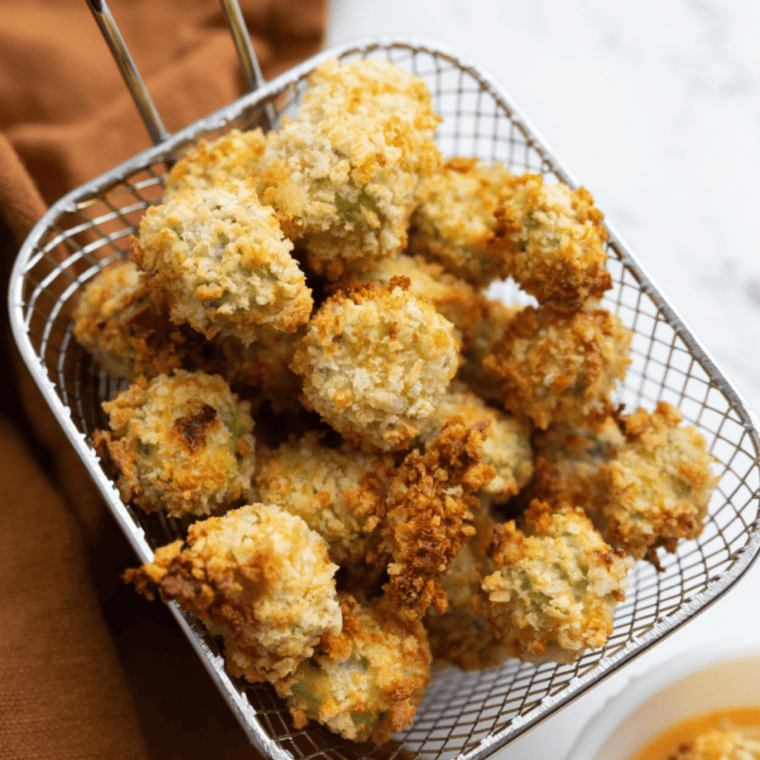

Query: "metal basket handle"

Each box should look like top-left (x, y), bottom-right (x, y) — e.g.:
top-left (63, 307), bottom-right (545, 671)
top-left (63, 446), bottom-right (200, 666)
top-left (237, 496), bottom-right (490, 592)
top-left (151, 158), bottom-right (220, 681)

top-left (85, 0), bottom-right (270, 145)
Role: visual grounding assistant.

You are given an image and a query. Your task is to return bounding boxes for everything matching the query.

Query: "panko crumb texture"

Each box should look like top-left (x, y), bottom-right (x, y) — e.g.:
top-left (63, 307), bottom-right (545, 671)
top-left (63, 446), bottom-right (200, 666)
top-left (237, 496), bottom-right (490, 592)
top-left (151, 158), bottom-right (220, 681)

top-left (125, 503), bottom-right (342, 684)
top-left (408, 156), bottom-right (516, 287)
top-left (94, 370), bottom-right (256, 518)
top-left (419, 382), bottom-right (534, 505)
top-left (72, 260), bottom-right (213, 380)
top-left (482, 500), bottom-right (634, 663)
top-left (275, 593), bottom-right (431, 744)
top-left (491, 174), bottom-right (612, 310)
top-left (605, 401), bottom-right (719, 564)
top-left (64, 55), bottom-right (729, 748)
top-left (133, 182), bottom-right (312, 344)
top-left (291, 278), bottom-right (459, 452)
top-left (163, 127), bottom-right (267, 199)
top-left (256, 58), bottom-right (441, 279)
top-left (253, 431), bottom-right (393, 565)
top-left (483, 301), bottom-right (633, 429)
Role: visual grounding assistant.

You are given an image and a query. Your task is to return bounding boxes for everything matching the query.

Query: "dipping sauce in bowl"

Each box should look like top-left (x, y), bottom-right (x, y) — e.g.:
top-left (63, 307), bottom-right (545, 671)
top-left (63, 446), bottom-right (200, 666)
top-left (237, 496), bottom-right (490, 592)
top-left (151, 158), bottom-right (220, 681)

top-left (565, 642), bottom-right (760, 760)
top-left (630, 707), bottom-right (760, 760)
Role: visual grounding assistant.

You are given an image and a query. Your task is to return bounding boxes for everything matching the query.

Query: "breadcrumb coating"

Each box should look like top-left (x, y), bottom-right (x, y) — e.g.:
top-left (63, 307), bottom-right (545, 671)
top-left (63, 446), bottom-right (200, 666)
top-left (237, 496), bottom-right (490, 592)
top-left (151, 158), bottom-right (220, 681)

top-left (163, 128), bottom-right (266, 199)
top-left (458, 298), bottom-right (526, 403)
top-left (483, 302), bottom-right (633, 429)
top-left (526, 414), bottom-right (626, 518)
top-left (603, 401), bottom-right (719, 564)
top-left (94, 370), bottom-right (256, 517)
top-left (132, 182), bottom-right (313, 344)
top-left (291, 279), bottom-right (459, 452)
top-left (334, 253), bottom-right (489, 350)
top-left (419, 383), bottom-right (533, 505)
top-left (491, 175), bottom-right (612, 310)
top-left (424, 517), bottom-right (510, 671)
top-left (668, 728), bottom-right (760, 760)
top-left (300, 57), bottom-right (437, 125)
top-left (482, 500), bottom-right (633, 663)
top-left (256, 58), bottom-right (441, 279)
top-left (212, 327), bottom-right (304, 413)
top-left (371, 419), bottom-right (497, 620)
top-left (408, 157), bottom-right (516, 287)
top-left (274, 593), bottom-right (431, 744)
top-left (124, 504), bottom-right (342, 683)
top-left (253, 431), bottom-right (393, 565)
top-left (72, 260), bottom-right (209, 380)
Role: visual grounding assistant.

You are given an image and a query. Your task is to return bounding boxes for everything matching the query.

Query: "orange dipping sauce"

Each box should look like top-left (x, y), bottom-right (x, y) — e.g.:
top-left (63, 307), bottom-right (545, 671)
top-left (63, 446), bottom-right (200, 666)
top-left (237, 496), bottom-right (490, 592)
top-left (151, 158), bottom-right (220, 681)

top-left (629, 707), bottom-right (760, 760)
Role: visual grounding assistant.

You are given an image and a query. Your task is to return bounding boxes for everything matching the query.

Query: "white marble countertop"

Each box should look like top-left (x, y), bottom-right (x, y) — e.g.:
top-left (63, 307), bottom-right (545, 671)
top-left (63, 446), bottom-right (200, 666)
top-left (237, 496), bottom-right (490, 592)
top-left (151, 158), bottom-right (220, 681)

top-left (325, 1), bottom-right (760, 757)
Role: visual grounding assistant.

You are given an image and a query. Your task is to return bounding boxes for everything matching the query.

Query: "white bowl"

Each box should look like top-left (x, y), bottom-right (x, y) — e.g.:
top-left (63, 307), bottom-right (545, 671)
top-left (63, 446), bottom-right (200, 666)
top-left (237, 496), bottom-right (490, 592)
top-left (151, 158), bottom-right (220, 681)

top-left (566, 640), bottom-right (760, 760)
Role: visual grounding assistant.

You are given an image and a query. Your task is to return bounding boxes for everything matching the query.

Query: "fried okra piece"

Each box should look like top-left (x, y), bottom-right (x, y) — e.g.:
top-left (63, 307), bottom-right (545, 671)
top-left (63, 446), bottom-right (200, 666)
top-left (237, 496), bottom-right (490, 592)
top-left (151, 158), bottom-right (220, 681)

top-left (333, 253), bottom-right (488, 350)
top-left (72, 260), bottom-right (210, 380)
top-left (481, 500), bottom-right (633, 664)
top-left (132, 182), bottom-right (313, 344)
top-left (93, 370), bottom-right (256, 517)
top-left (291, 279), bottom-right (459, 452)
top-left (424, 516), bottom-right (510, 671)
top-left (212, 326), bottom-right (305, 414)
top-left (274, 593), bottom-right (431, 744)
top-left (253, 431), bottom-right (394, 565)
top-left (163, 128), bottom-right (266, 199)
top-left (668, 728), bottom-right (760, 760)
top-left (256, 58), bottom-right (441, 279)
top-left (408, 157), bottom-right (517, 287)
top-left (419, 383), bottom-right (533, 506)
top-left (124, 504), bottom-right (342, 684)
top-left (491, 174), bottom-right (612, 311)
top-left (457, 298), bottom-right (526, 403)
top-left (602, 402), bottom-right (719, 565)
top-left (371, 419), bottom-right (496, 620)
top-left (526, 413), bottom-right (626, 518)
top-left (483, 301), bottom-right (632, 429)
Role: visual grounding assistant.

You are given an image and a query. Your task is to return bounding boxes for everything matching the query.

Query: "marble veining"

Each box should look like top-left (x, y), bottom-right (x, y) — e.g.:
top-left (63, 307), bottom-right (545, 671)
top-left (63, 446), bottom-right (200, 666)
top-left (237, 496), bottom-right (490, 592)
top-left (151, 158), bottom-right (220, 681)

top-left (325, 2), bottom-right (760, 757)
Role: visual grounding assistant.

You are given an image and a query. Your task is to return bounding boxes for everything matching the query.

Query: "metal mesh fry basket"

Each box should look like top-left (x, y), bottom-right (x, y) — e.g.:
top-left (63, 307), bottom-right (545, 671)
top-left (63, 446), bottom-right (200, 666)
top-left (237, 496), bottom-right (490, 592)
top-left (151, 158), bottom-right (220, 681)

top-left (9, 36), bottom-right (760, 760)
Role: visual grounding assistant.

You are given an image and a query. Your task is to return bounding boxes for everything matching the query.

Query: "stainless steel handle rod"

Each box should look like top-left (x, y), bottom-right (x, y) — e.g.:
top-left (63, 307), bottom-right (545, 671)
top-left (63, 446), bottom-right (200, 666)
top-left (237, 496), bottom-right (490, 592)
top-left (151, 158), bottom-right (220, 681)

top-left (85, 0), bottom-right (170, 145)
top-left (219, 0), bottom-right (265, 91)
top-left (218, 0), bottom-right (276, 129)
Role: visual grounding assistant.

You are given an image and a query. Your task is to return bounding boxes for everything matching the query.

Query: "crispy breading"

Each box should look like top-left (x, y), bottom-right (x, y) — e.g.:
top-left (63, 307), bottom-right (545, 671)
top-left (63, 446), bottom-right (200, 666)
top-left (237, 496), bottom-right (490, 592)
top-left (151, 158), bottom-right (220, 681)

top-left (255, 58), bottom-right (441, 279)
top-left (371, 419), bottom-right (497, 620)
top-left (481, 500), bottom-right (633, 663)
top-left (524, 413), bottom-right (626, 518)
top-left (603, 401), bottom-right (719, 565)
top-left (483, 301), bottom-right (632, 429)
top-left (274, 592), bottom-right (431, 744)
top-left (124, 504), bottom-right (342, 684)
top-left (458, 298), bottom-right (526, 403)
top-left (668, 728), bottom-right (760, 760)
top-left (491, 174), bottom-right (612, 310)
top-left (408, 156), bottom-right (516, 287)
top-left (94, 370), bottom-right (256, 517)
top-left (132, 181), bottom-right (313, 344)
top-left (291, 278), bottom-right (460, 452)
top-left (212, 326), bottom-right (305, 414)
top-left (253, 431), bottom-right (394, 565)
top-left (424, 514), bottom-right (510, 671)
top-left (72, 260), bottom-right (210, 380)
top-left (332, 252), bottom-right (489, 350)
top-left (163, 128), bottom-right (267, 199)
top-left (419, 382), bottom-right (533, 506)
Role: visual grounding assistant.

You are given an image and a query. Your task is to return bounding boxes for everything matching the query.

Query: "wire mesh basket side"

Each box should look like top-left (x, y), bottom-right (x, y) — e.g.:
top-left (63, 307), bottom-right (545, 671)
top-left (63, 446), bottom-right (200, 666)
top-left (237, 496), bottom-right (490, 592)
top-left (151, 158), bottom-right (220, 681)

top-left (9, 38), bottom-right (760, 760)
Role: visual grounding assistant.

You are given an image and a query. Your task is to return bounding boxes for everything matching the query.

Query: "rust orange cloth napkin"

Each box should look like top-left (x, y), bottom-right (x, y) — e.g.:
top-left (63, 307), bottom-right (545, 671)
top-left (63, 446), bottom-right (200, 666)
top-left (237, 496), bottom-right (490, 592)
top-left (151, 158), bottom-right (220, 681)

top-left (0, 2), bottom-right (325, 757)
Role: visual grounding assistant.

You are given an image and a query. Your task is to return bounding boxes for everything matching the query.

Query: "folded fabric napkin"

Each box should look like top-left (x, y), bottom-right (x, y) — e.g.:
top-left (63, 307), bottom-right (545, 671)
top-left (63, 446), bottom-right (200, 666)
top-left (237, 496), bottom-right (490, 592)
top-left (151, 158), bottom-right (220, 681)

top-left (0, 2), bottom-right (325, 757)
